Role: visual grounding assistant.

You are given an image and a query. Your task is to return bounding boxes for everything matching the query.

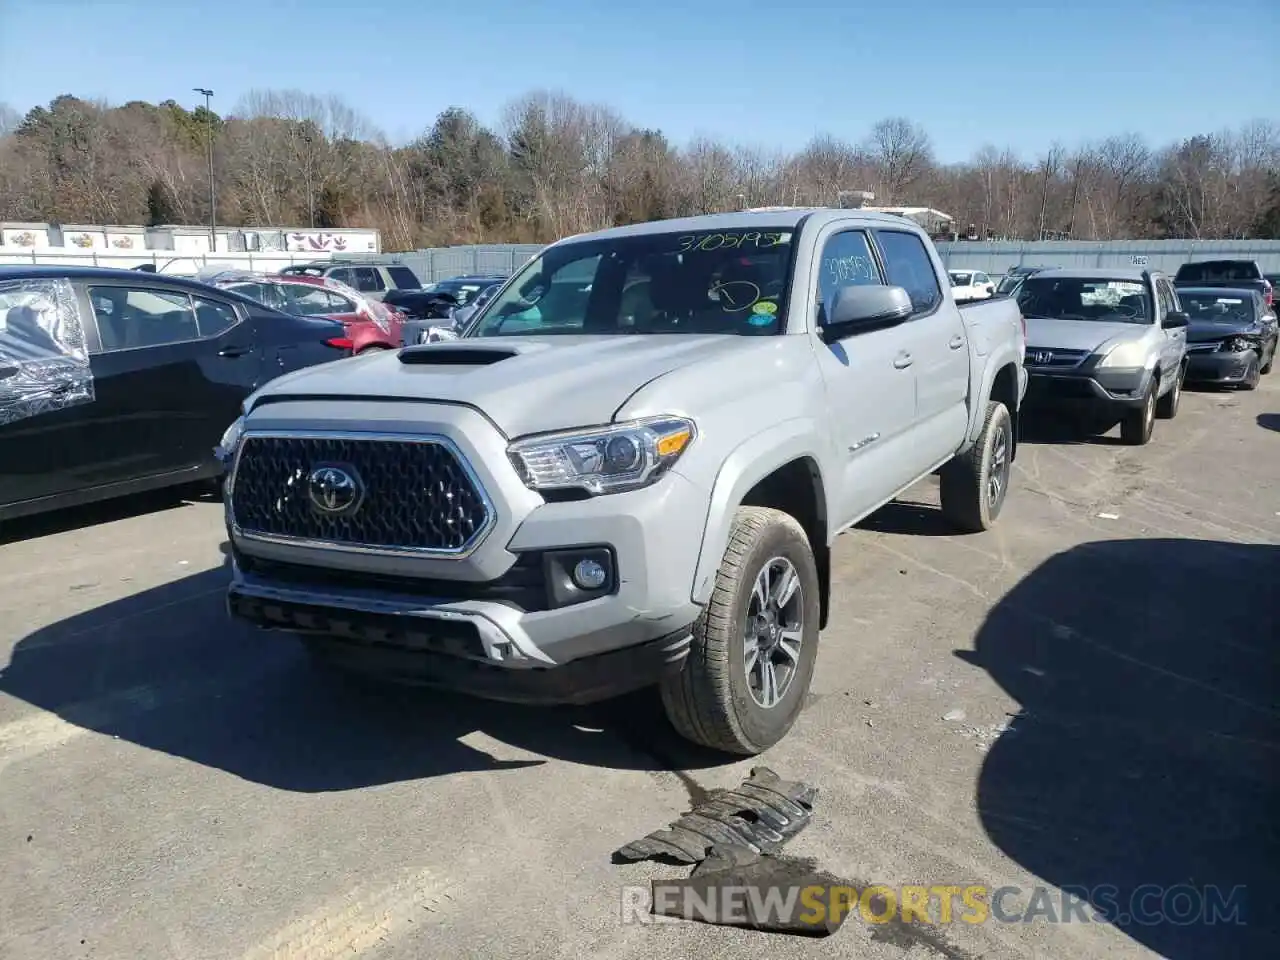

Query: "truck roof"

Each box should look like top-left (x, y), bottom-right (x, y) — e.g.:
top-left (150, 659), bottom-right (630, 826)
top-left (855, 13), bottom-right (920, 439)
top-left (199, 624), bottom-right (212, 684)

top-left (555, 208), bottom-right (924, 244)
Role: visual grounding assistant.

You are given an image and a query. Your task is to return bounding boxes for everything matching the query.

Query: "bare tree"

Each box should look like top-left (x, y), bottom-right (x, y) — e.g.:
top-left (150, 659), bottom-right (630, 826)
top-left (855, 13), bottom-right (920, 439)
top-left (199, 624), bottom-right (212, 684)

top-left (2, 90), bottom-right (1277, 246)
top-left (863, 118), bottom-right (933, 204)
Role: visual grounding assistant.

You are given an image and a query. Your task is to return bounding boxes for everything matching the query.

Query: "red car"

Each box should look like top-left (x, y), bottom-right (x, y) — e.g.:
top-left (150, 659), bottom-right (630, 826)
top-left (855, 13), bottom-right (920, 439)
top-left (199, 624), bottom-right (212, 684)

top-left (208, 271), bottom-right (405, 353)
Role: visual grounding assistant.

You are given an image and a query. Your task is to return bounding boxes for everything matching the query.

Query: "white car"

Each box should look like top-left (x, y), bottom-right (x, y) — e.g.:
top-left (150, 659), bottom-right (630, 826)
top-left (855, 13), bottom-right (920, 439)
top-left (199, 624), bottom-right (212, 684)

top-left (948, 270), bottom-right (995, 302)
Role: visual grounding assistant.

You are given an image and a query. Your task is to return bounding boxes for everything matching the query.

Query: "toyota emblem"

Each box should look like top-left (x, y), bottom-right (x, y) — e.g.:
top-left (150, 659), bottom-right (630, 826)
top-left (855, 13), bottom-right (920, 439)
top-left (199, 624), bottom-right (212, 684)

top-left (306, 464), bottom-right (363, 515)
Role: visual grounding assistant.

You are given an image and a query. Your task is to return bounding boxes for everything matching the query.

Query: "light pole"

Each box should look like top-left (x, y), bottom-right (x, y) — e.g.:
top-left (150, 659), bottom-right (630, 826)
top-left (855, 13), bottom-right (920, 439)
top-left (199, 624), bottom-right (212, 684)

top-left (303, 135), bottom-right (315, 227)
top-left (193, 87), bottom-right (216, 251)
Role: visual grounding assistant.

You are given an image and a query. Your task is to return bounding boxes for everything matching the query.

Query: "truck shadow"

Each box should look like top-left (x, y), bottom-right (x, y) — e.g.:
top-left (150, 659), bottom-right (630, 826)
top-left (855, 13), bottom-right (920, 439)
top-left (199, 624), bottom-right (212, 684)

top-left (1258, 413), bottom-right (1280, 432)
top-left (0, 559), bottom-right (731, 793)
top-left (963, 538), bottom-right (1279, 959)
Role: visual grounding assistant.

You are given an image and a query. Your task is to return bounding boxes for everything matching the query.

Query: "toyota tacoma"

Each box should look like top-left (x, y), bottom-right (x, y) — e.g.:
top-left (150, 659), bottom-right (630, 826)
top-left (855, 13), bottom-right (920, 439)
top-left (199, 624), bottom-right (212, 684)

top-left (219, 209), bottom-right (1027, 755)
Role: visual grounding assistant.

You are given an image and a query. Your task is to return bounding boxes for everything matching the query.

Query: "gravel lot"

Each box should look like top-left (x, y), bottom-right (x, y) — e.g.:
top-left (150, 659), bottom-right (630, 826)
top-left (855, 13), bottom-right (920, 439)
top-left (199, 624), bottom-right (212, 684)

top-left (2, 381), bottom-right (1277, 960)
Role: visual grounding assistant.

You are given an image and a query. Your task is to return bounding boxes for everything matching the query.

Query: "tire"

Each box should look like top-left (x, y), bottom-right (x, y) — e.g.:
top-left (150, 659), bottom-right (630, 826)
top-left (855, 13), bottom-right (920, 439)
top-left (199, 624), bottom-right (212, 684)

top-left (938, 399), bottom-right (1014, 533)
top-left (1260, 339), bottom-right (1275, 375)
top-left (1239, 356), bottom-right (1260, 391)
top-left (1120, 380), bottom-right (1156, 445)
top-left (660, 506), bottom-right (821, 756)
top-left (1156, 364), bottom-right (1183, 419)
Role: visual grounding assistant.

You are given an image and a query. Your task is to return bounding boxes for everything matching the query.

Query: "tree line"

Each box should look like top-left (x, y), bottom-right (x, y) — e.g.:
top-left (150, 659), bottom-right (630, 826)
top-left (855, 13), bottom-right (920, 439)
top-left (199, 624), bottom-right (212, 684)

top-left (1, 90), bottom-right (1278, 250)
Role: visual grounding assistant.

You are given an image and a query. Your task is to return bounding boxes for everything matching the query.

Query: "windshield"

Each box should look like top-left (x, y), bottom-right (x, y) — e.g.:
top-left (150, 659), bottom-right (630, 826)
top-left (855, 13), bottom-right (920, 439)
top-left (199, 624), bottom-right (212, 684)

top-left (996, 275), bottom-right (1023, 295)
top-left (466, 229), bottom-right (795, 338)
top-left (1179, 292), bottom-right (1256, 324)
top-left (1017, 277), bottom-right (1152, 324)
top-left (948, 272), bottom-right (972, 286)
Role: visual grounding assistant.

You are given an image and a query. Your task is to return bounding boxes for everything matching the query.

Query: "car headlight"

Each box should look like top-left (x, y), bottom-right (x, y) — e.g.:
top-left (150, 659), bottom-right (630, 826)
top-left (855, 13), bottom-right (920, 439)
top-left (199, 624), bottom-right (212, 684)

top-left (508, 416), bottom-right (696, 495)
top-left (1223, 336), bottom-right (1257, 354)
top-left (1097, 341), bottom-right (1151, 369)
top-left (215, 415), bottom-right (244, 464)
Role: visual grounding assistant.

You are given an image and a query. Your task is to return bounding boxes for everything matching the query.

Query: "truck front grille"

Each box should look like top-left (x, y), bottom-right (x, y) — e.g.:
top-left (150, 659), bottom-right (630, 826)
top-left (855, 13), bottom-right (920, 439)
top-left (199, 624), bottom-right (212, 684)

top-left (230, 434), bottom-right (492, 554)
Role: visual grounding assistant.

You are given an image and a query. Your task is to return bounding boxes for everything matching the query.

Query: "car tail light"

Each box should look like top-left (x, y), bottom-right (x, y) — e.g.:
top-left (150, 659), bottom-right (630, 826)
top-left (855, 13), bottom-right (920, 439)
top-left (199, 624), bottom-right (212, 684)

top-left (325, 336), bottom-right (354, 350)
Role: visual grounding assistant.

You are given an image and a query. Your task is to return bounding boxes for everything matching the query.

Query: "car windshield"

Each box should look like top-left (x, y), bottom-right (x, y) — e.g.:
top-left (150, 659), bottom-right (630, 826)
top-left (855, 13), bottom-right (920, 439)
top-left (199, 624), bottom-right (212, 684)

top-left (1016, 277), bottom-right (1152, 324)
top-left (948, 272), bottom-right (972, 286)
top-left (439, 281), bottom-right (499, 306)
top-left (1179, 292), bottom-right (1256, 324)
top-left (1175, 261), bottom-right (1261, 283)
top-left (466, 229), bottom-right (795, 338)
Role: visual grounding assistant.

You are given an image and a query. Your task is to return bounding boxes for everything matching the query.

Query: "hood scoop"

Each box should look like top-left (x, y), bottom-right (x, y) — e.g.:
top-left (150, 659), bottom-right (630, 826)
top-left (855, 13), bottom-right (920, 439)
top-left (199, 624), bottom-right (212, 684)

top-left (397, 343), bottom-right (520, 366)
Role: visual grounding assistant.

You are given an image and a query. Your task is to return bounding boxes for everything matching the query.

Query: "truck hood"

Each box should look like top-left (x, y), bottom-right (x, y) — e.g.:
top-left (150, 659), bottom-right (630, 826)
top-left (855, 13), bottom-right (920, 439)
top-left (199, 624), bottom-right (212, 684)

top-left (1023, 316), bottom-right (1149, 353)
top-left (248, 334), bottom-right (766, 438)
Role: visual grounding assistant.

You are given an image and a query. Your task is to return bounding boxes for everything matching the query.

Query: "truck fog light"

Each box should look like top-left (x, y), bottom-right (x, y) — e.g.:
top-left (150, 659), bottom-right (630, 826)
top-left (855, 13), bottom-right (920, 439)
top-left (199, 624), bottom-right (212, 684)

top-left (572, 558), bottom-right (608, 590)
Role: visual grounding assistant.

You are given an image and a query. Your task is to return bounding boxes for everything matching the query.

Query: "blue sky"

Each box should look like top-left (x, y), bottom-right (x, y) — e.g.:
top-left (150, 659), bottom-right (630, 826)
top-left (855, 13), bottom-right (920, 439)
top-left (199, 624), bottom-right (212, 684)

top-left (1, 0), bottom-right (1276, 163)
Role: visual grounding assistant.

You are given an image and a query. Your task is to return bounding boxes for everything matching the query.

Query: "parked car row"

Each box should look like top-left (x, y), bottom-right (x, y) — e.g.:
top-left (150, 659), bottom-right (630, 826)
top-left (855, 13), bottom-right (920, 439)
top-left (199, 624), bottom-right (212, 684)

top-left (1017, 264), bottom-right (1277, 445)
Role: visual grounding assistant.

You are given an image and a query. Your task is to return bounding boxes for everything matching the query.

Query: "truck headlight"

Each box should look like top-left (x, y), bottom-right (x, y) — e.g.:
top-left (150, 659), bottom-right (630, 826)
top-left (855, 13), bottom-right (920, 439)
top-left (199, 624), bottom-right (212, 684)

top-left (508, 416), bottom-right (696, 495)
top-left (215, 415), bottom-right (244, 465)
top-left (1097, 341), bottom-right (1150, 369)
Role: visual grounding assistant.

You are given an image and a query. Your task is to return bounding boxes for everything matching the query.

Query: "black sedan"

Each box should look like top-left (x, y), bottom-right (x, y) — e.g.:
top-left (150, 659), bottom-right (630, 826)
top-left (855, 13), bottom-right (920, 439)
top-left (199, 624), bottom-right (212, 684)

top-left (388, 274), bottom-right (508, 344)
top-left (0, 266), bottom-right (349, 523)
top-left (1178, 286), bottom-right (1278, 390)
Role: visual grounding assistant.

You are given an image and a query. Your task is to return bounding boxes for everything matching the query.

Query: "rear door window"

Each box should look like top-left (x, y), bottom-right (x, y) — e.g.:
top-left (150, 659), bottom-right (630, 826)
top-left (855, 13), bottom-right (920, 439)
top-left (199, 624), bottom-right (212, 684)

top-left (352, 267), bottom-right (385, 293)
top-left (873, 230), bottom-right (943, 315)
top-left (87, 286), bottom-right (200, 350)
top-left (285, 285), bottom-right (356, 316)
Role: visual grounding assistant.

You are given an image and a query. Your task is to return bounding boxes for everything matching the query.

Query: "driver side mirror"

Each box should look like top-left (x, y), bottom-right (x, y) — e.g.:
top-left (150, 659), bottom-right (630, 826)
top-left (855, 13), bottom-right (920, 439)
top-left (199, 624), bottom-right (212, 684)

top-left (1162, 310), bottom-right (1189, 329)
top-left (822, 285), bottom-right (914, 342)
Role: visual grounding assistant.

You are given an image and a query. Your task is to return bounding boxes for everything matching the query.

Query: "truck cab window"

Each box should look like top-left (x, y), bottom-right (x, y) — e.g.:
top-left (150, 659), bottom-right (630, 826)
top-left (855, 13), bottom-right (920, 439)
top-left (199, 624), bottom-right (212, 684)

top-left (874, 230), bottom-right (942, 315)
top-left (815, 230), bottom-right (881, 327)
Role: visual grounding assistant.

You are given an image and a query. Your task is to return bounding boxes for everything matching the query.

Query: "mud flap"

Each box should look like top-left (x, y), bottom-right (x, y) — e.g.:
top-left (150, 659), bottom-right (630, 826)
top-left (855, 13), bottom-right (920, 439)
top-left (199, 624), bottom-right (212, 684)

top-left (613, 766), bottom-right (816, 865)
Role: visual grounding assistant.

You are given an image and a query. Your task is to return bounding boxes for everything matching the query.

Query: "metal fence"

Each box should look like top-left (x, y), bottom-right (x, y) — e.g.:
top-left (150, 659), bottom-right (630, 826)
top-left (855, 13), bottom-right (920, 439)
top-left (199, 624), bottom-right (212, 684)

top-left (343, 245), bottom-right (544, 282)
top-left (934, 239), bottom-right (1280, 275)
top-left (350, 239), bottom-right (1280, 284)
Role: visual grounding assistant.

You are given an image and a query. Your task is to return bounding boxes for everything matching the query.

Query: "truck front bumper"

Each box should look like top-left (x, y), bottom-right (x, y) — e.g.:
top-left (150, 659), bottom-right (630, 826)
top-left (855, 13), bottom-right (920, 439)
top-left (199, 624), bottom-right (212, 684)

top-left (227, 579), bottom-right (692, 704)
top-left (223, 402), bottom-right (708, 702)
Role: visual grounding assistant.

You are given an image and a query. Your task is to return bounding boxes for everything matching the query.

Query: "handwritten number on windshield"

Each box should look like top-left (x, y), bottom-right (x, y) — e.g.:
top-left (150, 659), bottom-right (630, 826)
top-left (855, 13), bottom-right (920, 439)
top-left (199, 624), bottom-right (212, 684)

top-left (677, 232), bottom-right (786, 253)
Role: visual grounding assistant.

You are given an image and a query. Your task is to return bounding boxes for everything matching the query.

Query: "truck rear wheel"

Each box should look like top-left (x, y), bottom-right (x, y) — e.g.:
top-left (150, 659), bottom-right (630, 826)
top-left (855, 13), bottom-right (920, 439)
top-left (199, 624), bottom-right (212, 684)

top-left (939, 399), bottom-right (1013, 533)
top-left (660, 506), bottom-right (820, 756)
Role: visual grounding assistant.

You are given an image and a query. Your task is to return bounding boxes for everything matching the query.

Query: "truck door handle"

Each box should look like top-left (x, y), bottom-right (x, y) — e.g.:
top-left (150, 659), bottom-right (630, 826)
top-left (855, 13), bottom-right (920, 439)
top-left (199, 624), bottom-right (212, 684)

top-left (949, 335), bottom-right (965, 350)
top-left (218, 345), bottom-right (252, 358)
top-left (893, 352), bottom-right (914, 369)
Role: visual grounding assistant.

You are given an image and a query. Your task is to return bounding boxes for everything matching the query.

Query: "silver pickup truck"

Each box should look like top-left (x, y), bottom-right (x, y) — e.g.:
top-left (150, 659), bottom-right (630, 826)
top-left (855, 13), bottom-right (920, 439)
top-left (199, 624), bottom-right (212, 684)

top-left (1018, 268), bottom-right (1189, 445)
top-left (218, 209), bottom-right (1027, 755)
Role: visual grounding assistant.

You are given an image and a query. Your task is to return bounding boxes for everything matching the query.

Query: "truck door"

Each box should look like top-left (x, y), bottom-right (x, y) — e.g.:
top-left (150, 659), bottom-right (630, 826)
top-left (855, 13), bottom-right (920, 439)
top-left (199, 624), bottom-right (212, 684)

top-left (808, 227), bottom-right (919, 527)
top-left (873, 228), bottom-right (971, 472)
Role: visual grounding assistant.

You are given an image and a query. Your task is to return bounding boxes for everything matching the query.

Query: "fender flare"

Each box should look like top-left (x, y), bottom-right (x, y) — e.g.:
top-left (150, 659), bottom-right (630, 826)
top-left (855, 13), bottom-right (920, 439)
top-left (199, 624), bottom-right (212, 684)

top-left (965, 347), bottom-right (1024, 449)
top-left (687, 417), bottom-right (830, 605)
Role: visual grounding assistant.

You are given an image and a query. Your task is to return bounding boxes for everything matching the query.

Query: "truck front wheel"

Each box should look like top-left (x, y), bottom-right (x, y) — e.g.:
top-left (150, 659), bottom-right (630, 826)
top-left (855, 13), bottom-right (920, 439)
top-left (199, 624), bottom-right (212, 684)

top-left (939, 399), bottom-right (1013, 533)
top-left (660, 506), bottom-right (821, 756)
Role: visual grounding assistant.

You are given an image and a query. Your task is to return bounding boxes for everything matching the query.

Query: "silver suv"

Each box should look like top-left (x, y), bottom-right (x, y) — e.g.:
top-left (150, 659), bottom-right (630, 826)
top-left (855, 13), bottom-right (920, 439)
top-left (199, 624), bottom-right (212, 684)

top-left (1019, 269), bottom-right (1189, 445)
